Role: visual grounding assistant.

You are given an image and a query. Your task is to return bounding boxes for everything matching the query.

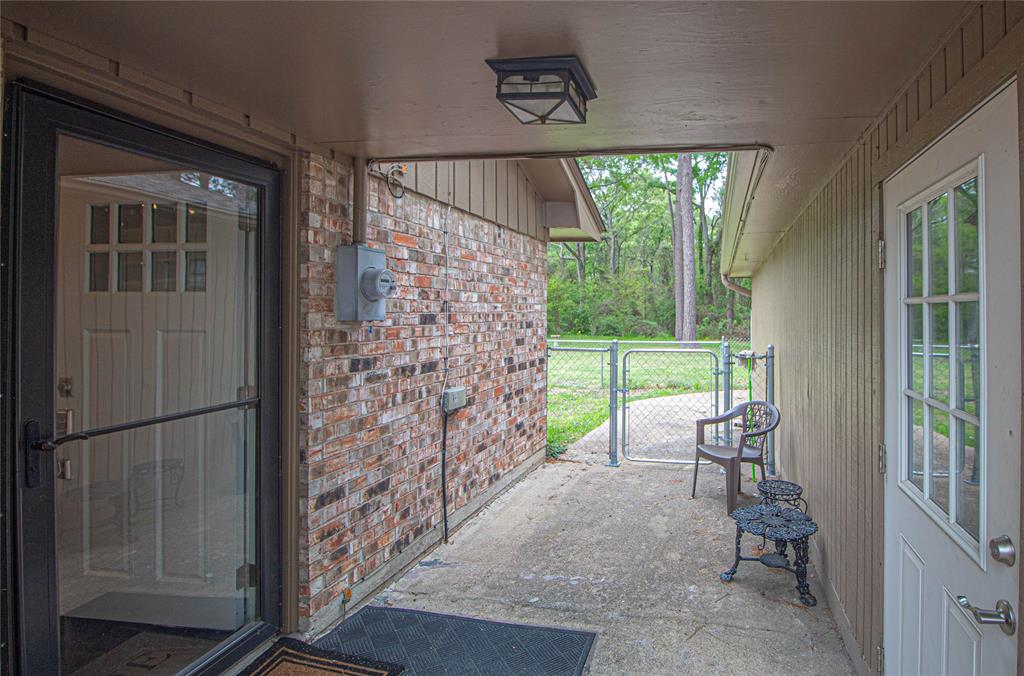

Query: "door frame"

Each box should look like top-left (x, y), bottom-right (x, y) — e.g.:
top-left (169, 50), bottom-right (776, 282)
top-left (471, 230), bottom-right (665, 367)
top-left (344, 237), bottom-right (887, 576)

top-left (1, 80), bottom-right (282, 674)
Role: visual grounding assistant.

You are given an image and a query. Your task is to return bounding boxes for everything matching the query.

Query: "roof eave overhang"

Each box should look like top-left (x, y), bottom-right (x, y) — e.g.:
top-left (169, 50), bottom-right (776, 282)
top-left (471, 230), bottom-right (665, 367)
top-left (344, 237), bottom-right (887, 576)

top-left (520, 157), bottom-right (605, 242)
top-left (562, 158), bottom-right (605, 242)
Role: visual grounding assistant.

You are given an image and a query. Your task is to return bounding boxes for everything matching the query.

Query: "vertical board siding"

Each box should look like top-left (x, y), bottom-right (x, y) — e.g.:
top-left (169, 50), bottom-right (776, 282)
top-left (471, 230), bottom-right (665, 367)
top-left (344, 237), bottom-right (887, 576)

top-left (454, 161), bottom-right (470, 211)
top-left (931, 51), bottom-right (948, 108)
top-left (417, 162), bottom-right (437, 199)
top-left (750, 5), bottom-right (1014, 672)
top-left (983, 1), bottom-right (1006, 52)
top-left (484, 160), bottom-right (497, 223)
top-left (402, 159), bottom-right (548, 241)
top-left (437, 161), bottom-right (451, 204)
top-left (1008, 0), bottom-right (1024, 31)
top-left (754, 146), bottom-right (879, 669)
top-left (964, 7), bottom-right (984, 72)
top-left (508, 163), bottom-right (518, 228)
top-left (496, 160), bottom-right (509, 226)
top-left (947, 27), bottom-right (965, 92)
top-left (469, 159), bottom-right (485, 215)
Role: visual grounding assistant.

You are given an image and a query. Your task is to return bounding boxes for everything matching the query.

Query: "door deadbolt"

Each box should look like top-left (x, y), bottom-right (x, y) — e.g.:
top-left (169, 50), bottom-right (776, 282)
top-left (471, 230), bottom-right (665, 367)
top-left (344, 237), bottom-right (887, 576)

top-left (990, 535), bottom-right (1016, 567)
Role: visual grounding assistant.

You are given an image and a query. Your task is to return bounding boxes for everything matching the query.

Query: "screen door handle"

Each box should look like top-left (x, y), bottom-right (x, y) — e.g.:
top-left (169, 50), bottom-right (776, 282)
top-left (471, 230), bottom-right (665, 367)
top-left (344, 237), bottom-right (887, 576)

top-left (23, 419), bottom-right (88, 488)
top-left (23, 419), bottom-right (50, 488)
top-left (957, 596), bottom-right (1016, 636)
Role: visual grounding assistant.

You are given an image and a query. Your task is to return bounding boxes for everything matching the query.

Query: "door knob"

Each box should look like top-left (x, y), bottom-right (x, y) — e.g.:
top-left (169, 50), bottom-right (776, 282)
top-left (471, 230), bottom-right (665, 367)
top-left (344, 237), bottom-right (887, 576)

top-left (956, 596), bottom-right (1016, 636)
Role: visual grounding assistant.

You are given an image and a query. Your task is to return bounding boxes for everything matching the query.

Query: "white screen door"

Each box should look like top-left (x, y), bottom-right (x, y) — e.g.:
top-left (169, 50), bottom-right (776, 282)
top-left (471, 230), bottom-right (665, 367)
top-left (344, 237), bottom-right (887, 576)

top-left (883, 82), bottom-right (1021, 675)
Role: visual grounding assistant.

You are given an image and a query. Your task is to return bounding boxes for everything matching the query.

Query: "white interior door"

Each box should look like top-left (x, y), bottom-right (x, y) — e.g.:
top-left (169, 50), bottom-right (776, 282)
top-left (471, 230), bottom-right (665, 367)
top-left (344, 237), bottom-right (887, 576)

top-left (883, 82), bottom-right (1021, 674)
top-left (54, 136), bottom-right (258, 632)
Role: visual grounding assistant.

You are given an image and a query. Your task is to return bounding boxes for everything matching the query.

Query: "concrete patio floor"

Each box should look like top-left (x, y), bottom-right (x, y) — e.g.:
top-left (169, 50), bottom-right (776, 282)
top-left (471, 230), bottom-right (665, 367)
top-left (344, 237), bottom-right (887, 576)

top-left (372, 428), bottom-right (854, 675)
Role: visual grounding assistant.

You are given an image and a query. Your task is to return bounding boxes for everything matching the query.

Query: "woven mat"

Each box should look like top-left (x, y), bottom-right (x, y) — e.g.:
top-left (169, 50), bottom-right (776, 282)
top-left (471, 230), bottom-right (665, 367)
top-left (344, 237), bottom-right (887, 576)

top-left (240, 637), bottom-right (405, 675)
top-left (316, 606), bottom-right (596, 675)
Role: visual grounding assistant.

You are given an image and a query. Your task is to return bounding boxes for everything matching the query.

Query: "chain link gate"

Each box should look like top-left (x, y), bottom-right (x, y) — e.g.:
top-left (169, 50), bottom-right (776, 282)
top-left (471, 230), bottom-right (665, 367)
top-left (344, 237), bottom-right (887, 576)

top-left (619, 347), bottom-right (721, 464)
top-left (546, 338), bottom-right (775, 472)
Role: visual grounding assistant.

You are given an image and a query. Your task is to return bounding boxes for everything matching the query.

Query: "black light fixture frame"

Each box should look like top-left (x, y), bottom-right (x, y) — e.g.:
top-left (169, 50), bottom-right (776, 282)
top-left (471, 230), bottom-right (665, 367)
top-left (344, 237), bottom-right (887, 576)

top-left (485, 55), bottom-right (597, 125)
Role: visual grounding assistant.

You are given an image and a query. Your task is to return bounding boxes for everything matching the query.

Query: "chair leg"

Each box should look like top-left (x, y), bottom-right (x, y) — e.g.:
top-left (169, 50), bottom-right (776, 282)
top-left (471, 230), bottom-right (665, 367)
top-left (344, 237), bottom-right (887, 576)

top-left (691, 455), bottom-right (700, 498)
top-left (725, 461), bottom-right (738, 514)
top-left (758, 462), bottom-right (766, 482)
top-left (737, 463), bottom-right (743, 493)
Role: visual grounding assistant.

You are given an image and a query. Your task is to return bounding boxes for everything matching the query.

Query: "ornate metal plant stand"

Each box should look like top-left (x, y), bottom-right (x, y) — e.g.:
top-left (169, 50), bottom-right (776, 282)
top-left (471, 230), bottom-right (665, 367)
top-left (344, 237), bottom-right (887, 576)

top-left (720, 503), bottom-right (818, 606)
top-left (756, 478), bottom-right (808, 512)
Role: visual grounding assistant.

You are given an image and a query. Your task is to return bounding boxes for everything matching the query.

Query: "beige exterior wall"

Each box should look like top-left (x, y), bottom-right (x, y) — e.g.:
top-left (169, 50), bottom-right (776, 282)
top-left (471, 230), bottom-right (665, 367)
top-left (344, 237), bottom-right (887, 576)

top-left (751, 3), bottom-right (1024, 673)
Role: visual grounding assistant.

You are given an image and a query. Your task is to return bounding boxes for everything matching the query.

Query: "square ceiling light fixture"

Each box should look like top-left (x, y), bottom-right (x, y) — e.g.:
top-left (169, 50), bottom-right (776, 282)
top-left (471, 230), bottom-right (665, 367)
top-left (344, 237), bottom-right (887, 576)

top-left (485, 55), bottom-right (597, 125)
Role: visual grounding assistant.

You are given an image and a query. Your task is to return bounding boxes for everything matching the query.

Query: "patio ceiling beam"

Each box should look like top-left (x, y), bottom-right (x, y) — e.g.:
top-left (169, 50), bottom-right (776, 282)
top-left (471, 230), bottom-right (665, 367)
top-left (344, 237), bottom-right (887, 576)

top-left (368, 142), bottom-right (774, 166)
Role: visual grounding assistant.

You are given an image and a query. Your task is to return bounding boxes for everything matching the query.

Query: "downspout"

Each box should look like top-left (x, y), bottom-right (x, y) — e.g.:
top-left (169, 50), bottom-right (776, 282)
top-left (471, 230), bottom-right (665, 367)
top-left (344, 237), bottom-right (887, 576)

top-left (721, 273), bottom-right (752, 298)
top-left (352, 156), bottom-right (368, 243)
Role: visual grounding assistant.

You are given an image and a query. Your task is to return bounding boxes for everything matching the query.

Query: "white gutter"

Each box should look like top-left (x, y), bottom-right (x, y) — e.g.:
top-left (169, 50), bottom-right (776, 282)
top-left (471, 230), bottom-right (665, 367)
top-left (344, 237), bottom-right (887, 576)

top-left (720, 147), bottom-right (770, 290)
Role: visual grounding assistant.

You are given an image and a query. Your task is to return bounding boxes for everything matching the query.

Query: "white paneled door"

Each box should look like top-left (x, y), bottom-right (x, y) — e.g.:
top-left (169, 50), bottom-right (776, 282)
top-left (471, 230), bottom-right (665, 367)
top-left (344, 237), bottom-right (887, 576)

top-left (884, 82), bottom-right (1021, 675)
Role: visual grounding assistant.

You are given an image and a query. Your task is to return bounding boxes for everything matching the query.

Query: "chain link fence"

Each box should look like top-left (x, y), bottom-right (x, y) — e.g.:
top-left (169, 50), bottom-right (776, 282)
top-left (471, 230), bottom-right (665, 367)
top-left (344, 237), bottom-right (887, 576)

top-left (546, 346), bottom-right (611, 457)
top-left (546, 338), bottom-right (775, 472)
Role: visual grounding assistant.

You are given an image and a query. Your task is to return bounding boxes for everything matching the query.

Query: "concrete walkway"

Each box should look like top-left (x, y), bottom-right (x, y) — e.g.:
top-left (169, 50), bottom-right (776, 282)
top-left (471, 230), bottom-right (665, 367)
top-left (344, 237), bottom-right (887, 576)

top-left (572, 391), bottom-right (749, 463)
top-left (373, 424), bottom-right (854, 675)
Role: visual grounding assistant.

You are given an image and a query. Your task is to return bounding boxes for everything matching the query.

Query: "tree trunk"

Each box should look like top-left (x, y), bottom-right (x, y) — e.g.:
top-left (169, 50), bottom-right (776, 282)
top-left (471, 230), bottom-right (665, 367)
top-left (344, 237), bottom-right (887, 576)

top-left (701, 208), bottom-right (714, 302)
top-left (576, 243), bottom-right (585, 311)
top-left (607, 228), bottom-right (615, 274)
top-left (697, 207), bottom-right (706, 298)
top-left (674, 154), bottom-right (697, 341)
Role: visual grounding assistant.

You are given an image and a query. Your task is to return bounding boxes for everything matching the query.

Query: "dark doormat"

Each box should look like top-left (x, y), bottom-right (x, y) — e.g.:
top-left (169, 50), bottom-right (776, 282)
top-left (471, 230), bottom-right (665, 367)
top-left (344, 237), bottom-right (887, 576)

top-left (240, 637), bottom-right (405, 675)
top-left (315, 606), bottom-right (597, 676)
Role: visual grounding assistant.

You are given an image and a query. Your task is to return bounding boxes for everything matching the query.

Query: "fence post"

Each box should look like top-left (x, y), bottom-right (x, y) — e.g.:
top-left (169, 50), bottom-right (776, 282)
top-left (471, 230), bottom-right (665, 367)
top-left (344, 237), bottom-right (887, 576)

top-left (608, 340), bottom-right (619, 467)
top-left (766, 343), bottom-right (776, 476)
top-left (620, 349), bottom-right (628, 458)
top-left (722, 337), bottom-right (732, 446)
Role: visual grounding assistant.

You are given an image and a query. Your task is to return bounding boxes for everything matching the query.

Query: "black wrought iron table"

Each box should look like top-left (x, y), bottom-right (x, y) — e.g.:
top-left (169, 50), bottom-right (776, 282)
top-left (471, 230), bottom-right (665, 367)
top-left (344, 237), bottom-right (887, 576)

top-left (756, 478), bottom-right (808, 511)
top-left (720, 502), bottom-right (818, 606)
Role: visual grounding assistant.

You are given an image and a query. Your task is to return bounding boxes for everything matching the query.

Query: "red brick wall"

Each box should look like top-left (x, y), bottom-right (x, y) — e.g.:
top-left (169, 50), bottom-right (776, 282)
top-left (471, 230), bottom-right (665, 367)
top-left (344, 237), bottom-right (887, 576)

top-left (297, 153), bottom-right (547, 630)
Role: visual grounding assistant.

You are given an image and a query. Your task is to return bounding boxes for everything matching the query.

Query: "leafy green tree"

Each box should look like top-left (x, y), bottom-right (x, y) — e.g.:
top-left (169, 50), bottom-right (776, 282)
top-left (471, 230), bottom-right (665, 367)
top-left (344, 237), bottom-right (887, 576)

top-left (547, 153), bottom-right (749, 340)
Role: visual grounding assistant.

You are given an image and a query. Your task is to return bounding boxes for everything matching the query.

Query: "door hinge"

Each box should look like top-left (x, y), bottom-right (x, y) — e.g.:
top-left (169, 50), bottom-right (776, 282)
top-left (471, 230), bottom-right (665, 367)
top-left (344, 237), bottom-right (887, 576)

top-left (878, 443), bottom-right (887, 476)
top-left (876, 644), bottom-right (884, 673)
top-left (877, 239), bottom-right (886, 270)
top-left (236, 562), bottom-right (256, 589)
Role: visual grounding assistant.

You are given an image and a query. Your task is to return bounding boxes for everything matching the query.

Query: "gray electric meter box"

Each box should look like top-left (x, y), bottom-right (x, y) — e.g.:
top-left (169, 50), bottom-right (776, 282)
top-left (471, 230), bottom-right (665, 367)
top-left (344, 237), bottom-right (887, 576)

top-left (335, 244), bottom-right (397, 321)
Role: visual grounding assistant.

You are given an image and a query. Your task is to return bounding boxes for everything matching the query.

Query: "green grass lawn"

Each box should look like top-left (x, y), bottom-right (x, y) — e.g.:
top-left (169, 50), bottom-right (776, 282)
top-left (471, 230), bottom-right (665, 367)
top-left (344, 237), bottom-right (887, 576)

top-left (546, 334), bottom-right (760, 456)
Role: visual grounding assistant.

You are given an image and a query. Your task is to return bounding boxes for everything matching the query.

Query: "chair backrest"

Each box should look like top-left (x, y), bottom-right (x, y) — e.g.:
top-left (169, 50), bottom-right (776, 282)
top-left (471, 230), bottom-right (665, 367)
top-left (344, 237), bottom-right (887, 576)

top-left (739, 401), bottom-right (780, 452)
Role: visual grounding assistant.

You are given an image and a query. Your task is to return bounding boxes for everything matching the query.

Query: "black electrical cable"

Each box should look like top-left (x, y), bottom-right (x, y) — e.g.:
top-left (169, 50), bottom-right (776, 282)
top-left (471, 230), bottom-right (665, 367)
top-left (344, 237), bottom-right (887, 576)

top-left (440, 406), bottom-right (450, 543)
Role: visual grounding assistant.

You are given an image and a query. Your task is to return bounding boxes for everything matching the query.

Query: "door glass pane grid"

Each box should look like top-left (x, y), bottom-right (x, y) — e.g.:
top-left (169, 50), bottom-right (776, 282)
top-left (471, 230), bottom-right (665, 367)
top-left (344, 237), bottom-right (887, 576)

top-left (83, 197), bottom-right (210, 294)
top-left (901, 169), bottom-right (983, 549)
